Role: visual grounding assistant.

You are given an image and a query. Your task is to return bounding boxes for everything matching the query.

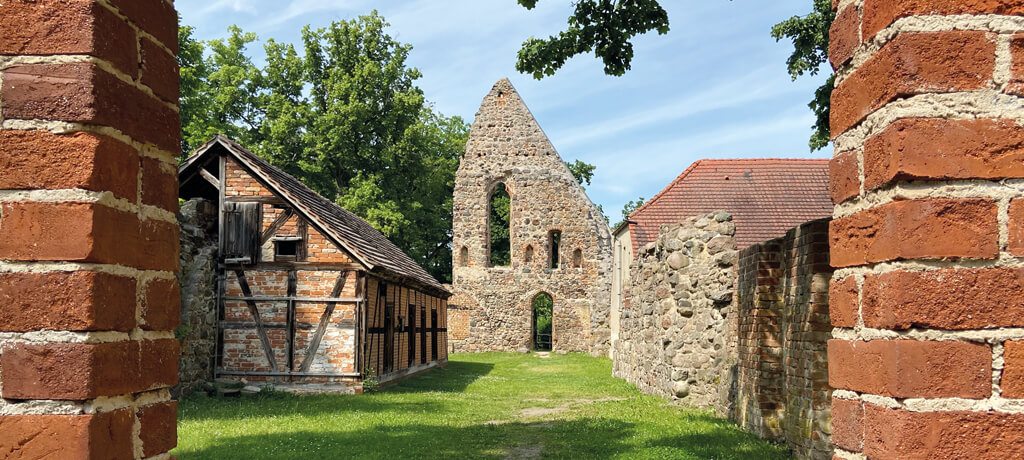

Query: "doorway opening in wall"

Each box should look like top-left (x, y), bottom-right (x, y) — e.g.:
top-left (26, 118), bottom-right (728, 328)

top-left (489, 183), bottom-right (511, 267)
top-left (532, 292), bottom-right (553, 351)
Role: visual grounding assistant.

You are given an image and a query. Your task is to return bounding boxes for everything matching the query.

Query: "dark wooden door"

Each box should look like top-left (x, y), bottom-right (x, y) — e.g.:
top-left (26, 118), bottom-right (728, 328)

top-left (384, 301), bottom-right (394, 373)
top-left (407, 304), bottom-right (415, 367)
top-left (431, 308), bottom-right (438, 362)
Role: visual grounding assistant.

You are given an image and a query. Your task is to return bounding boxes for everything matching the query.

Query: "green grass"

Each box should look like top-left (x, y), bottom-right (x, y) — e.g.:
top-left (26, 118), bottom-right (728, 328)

top-left (174, 353), bottom-right (791, 459)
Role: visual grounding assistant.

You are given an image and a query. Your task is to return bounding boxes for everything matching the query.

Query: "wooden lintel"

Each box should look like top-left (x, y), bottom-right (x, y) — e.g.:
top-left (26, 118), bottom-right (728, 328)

top-left (223, 296), bottom-right (363, 303)
top-left (225, 195), bottom-right (287, 205)
top-left (220, 321), bottom-right (355, 330)
top-left (216, 369), bottom-right (361, 378)
top-left (223, 262), bottom-right (364, 272)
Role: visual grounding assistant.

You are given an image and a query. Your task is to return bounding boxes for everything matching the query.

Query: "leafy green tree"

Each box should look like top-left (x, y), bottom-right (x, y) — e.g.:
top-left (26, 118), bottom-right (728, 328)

top-left (613, 196), bottom-right (645, 229)
top-left (771, 0), bottom-right (835, 150)
top-left (179, 12), bottom-right (468, 283)
top-left (515, 1), bottom-right (835, 151)
top-left (178, 24), bottom-right (213, 156)
top-left (566, 159), bottom-right (597, 187)
top-left (515, 0), bottom-right (670, 79)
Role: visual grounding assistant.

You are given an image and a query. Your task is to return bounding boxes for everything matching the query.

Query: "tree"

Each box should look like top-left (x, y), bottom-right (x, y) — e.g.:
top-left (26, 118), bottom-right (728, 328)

top-left (612, 196), bottom-right (645, 230)
top-left (515, 0), bottom-right (670, 79)
top-left (771, 0), bottom-right (834, 151)
top-left (515, 1), bottom-right (835, 151)
top-left (178, 12), bottom-right (469, 283)
top-left (566, 159), bottom-right (597, 187)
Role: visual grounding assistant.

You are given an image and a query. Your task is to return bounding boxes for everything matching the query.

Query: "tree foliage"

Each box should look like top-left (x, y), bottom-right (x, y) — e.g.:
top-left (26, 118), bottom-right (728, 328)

top-left (178, 12), bottom-right (468, 282)
top-left (515, 0), bottom-right (670, 79)
top-left (514, 0), bottom-right (836, 151)
top-left (613, 196), bottom-right (645, 230)
top-left (771, 0), bottom-right (835, 151)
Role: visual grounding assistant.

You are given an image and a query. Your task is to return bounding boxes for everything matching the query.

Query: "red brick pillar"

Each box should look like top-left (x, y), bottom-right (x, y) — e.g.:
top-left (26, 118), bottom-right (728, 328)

top-left (0, 1), bottom-right (181, 458)
top-left (828, 1), bottom-right (1024, 458)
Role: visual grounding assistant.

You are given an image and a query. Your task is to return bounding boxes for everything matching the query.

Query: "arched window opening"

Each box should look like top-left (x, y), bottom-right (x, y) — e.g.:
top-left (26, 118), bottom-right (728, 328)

top-left (532, 293), bottom-right (553, 351)
top-left (459, 246), bottom-right (469, 267)
top-left (489, 183), bottom-right (511, 267)
top-left (572, 248), bottom-right (583, 268)
top-left (524, 245), bottom-right (534, 264)
top-left (548, 230), bottom-right (562, 269)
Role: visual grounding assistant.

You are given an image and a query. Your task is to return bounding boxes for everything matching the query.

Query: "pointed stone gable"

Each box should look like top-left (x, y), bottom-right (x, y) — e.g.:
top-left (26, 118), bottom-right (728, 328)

top-left (450, 79), bottom-right (613, 355)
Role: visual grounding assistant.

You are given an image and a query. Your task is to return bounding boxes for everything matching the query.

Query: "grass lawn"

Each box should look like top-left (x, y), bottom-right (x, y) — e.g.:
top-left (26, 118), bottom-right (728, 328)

top-left (174, 353), bottom-right (790, 459)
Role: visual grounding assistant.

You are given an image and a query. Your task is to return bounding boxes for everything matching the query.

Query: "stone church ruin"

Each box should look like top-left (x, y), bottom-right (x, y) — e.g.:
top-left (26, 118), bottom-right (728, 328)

top-left (448, 79), bottom-right (613, 355)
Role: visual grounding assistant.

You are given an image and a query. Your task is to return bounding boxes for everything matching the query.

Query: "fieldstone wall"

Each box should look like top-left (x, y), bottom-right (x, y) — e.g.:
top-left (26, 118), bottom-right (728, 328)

top-left (735, 219), bottom-right (832, 459)
top-left (612, 211), bottom-right (739, 416)
top-left (450, 79), bottom-right (613, 355)
top-left (177, 199), bottom-right (218, 395)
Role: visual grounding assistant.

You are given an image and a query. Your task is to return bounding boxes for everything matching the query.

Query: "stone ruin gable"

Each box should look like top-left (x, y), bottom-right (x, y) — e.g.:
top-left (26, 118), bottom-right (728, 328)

top-left (612, 211), bottom-right (739, 416)
top-left (450, 79), bottom-right (613, 355)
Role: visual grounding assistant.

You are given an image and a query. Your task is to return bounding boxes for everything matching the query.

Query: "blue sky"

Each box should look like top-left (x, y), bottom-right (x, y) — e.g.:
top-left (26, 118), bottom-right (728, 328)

top-left (177, 0), bottom-right (831, 220)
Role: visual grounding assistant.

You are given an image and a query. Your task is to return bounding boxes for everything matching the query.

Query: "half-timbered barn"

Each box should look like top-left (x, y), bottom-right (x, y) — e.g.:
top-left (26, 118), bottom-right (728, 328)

top-left (179, 135), bottom-right (450, 392)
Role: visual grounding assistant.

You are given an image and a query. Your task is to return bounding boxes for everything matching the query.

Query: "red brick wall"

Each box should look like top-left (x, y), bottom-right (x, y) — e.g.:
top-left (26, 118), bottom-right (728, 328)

top-left (736, 219), bottom-right (832, 459)
top-left (0, 0), bottom-right (180, 457)
top-left (829, 1), bottom-right (1024, 457)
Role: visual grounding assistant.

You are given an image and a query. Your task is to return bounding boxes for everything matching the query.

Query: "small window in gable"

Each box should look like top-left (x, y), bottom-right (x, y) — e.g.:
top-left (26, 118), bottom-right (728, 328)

top-left (524, 245), bottom-right (534, 264)
top-left (548, 230), bottom-right (561, 269)
top-left (572, 248), bottom-right (583, 268)
top-left (272, 236), bottom-right (302, 261)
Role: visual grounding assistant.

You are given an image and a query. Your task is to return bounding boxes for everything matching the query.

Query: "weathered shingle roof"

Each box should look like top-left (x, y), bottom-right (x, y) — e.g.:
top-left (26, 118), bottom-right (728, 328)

top-left (182, 135), bottom-right (449, 296)
top-left (628, 159), bottom-right (832, 254)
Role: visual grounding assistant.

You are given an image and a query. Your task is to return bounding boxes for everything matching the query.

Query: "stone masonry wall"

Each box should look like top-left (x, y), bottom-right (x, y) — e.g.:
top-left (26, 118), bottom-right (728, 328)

top-left (0, 0), bottom-right (182, 457)
top-left (177, 198), bottom-right (218, 395)
top-left (735, 219), bottom-right (832, 460)
top-left (613, 212), bottom-right (739, 416)
top-left (828, 1), bottom-right (1024, 458)
top-left (450, 79), bottom-right (613, 355)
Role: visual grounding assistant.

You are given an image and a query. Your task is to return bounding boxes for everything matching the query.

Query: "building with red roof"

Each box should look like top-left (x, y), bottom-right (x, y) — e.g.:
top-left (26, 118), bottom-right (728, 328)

top-left (609, 159), bottom-right (832, 357)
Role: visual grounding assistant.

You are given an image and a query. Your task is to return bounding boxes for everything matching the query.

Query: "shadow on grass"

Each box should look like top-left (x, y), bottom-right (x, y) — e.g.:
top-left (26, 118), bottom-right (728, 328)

top-left (384, 360), bottom-right (495, 393)
top-left (178, 418), bottom-right (636, 459)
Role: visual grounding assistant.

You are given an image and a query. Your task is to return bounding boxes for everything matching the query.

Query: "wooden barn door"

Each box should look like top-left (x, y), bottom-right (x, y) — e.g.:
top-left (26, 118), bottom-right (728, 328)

top-left (384, 300), bottom-right (395, 373)
top-left (408, 303), bottom-right (416, 367)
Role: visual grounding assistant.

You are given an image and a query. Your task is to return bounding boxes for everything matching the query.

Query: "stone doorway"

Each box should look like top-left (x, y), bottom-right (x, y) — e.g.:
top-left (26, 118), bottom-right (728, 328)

top-left (532, 293), bottom-right (553, 351)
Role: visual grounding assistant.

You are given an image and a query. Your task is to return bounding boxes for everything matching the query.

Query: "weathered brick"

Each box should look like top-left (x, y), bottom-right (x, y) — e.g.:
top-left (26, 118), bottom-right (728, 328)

top-left (828, 339), bottom-right (991, 398)
top-left (829, 149), bottom-right (860, 204)
top-left (106, 0), bottom-right (178, 53)
top-left (141, 37), bottom-right (180, 103)
top-left (0, 0), bottom-right (138, 77)
top-left (864, 118), bottom-right (1024, 191)
top-left (1009, 34), bottom-right (1024, 96)
top-left (862, 268), bottom-right (1024, 330)
top-left (830, 199), bottom-right (999, 268)
top-left (863, 403), bottom-right (1024, 459)
top-left (1003, 340), bottom-right (1024, 398)
top-left (2, 62), bottom-right (181, 152)
top-left (138, 218), bottom-right (181, 272)
top-left (1009, 199), bottom-right (1024, 257)
top-left (830, 276), bottom-right (859, 327)
top-left (831, 31), bottom-right (995, 136)
top-left (0, 340), bottom-right (178, 400)
top-left (830, 4), bottom-right (861, 70)
top-left (0, 201), bottom-right (136, 264)
top-left (0, 130), bottom-right (139, 201)
top-left (141, 278), bottom-right (181, 331)
top-left (862, 0), bottom-right (1024, 43)
top-left (138, 401), bottom-right (177, 457)
top-left (142, 156), bottom-right (180, 213)
top-left (0, 410), bottom-right (135, 460)
top-left (0, 271), bottom-right (136, 332)
top-left (831, 398), bottom-right (864, 452)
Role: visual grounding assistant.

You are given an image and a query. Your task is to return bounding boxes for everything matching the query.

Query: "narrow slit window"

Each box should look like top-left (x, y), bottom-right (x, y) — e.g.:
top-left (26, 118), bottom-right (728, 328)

top-left (489, 183), bottom-right (511, 267)
top-left (572, 248), bottom-right (583, 268)
top-left (459, 246), bottom-right (469, 267)
top-left (549, 230), bottom-right (561, 269)
top-left (524, 245), bottom-right (534, 264)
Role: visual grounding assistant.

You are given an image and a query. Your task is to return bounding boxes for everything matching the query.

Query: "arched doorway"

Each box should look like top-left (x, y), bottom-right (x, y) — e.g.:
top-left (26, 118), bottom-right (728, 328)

top-left (532, 292), bottom-right (553, 351)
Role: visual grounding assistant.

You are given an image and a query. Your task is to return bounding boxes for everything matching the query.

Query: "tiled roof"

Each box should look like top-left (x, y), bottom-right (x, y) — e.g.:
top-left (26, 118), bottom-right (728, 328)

top-left (182, 136), bottom-right (449, 297)
top-left (628, 159), bottom-right (832, 254)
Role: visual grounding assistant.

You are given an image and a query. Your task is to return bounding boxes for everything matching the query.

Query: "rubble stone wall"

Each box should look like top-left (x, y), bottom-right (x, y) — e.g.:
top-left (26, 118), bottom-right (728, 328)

top-left (449, 79), bottom-right (613, 355)
top-left (612, 211), bottom-right (739, 415)
top-left (176, 199), bottom-right (219, 395)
